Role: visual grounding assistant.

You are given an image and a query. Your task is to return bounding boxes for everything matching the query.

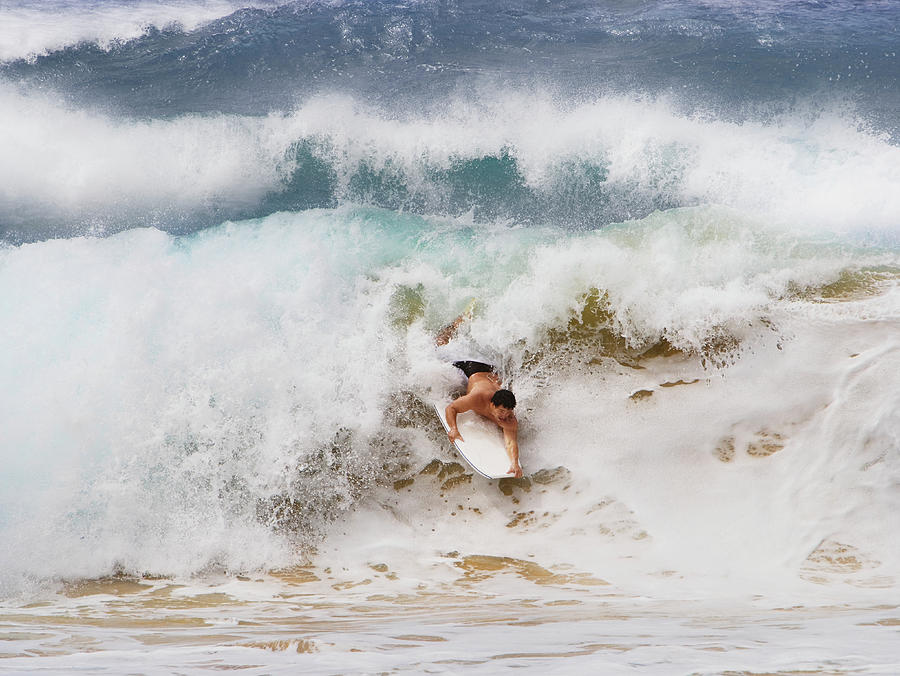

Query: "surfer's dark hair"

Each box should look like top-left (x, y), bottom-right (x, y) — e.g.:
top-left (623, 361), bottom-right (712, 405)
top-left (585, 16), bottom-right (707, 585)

top-left (491, 389), bottom-right (516, 409)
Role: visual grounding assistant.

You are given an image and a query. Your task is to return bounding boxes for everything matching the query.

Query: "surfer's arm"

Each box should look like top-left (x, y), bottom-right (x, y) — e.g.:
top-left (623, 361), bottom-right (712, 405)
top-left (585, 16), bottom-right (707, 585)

top-left (502, 421), bottom-right (523, 478)
top-left (445, 397), bottom-right (474, 442)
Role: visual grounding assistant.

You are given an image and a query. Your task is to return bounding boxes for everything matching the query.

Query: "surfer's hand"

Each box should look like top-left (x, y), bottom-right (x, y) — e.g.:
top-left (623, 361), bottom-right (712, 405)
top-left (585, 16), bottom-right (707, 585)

top-left (448, 427), bottom-right (463, 443)
top-left (510, 464), bottom-right (523, 478)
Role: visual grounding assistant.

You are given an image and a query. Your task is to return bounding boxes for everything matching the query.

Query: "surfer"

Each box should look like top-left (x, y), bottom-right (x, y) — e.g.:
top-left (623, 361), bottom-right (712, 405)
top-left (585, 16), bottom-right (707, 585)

top-left (436, 310), bottom-right (523, 478)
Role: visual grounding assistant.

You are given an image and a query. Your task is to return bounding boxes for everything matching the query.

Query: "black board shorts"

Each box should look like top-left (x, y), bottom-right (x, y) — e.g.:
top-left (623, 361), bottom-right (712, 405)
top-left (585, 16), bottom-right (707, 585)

top-left (453, 360), bottom-right (495, 378)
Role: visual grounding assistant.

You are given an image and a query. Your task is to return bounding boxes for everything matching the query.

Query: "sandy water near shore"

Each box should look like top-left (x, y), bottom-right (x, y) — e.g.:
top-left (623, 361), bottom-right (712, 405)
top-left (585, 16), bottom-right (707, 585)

top-left (2, 551), bottom-right (898, 674)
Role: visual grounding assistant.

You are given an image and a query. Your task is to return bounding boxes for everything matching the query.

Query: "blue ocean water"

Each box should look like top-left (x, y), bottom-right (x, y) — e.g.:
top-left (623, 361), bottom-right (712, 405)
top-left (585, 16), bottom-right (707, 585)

top-left (0, 0), bottom-right (899, 621)
top-left (1, 0), bottom-right (898, 242)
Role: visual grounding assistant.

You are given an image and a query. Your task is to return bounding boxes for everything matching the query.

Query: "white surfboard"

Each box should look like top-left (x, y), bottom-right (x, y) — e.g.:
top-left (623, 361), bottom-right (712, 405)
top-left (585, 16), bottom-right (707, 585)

top-left (433, 401), bottom-right (517, 479)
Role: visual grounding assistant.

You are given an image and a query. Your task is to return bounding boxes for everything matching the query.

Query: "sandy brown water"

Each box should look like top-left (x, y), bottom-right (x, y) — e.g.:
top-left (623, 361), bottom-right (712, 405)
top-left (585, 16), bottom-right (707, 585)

top-left (2, 554), bottom-right (898, 674)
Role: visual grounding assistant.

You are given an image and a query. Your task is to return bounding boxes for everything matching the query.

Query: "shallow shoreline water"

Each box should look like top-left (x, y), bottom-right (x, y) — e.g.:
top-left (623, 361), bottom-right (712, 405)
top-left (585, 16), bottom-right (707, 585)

top-left (2, 560), bottom-right (898, 675)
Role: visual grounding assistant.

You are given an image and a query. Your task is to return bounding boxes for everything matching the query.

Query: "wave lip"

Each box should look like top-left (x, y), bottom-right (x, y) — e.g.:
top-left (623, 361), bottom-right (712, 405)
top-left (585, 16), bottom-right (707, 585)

top-left (0, 84), bottom-right (293, 241)
top-left (3, 0), bottom-right (898, 129)
top-left (3, 87), bottom-right (900, 243)
top-left (0, 1), bottom-right (279, 63)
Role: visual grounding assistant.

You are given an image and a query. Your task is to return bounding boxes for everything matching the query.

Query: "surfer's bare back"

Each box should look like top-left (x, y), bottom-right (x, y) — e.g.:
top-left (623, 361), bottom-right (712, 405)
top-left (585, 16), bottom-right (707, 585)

top-left (437, 310), bottom-right (523, 478)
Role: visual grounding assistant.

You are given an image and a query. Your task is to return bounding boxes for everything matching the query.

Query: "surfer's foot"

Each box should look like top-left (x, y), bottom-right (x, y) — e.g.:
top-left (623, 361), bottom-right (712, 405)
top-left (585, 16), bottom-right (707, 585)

top-left (435, 299), bottom-right (477, 346)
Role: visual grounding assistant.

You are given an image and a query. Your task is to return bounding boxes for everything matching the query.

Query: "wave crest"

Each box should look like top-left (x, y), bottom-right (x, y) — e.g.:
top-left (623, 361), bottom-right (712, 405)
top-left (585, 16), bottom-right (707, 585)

top-left (3, 88), bottom-right (899, 242)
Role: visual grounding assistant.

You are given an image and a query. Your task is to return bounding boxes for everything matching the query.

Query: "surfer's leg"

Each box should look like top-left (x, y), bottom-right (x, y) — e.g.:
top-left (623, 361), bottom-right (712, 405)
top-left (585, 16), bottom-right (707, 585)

top-left (435, 300), bottom-right (477, 346)
top-left (435, 315), bottom-right (465, 346)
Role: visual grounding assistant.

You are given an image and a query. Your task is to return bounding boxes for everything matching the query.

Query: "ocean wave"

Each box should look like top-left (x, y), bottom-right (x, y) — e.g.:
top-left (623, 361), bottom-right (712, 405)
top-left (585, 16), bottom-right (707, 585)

top-left (4, 0), bottom-right (898, 127)
top-left (0, 84), bottom-right (290, 241)
top-left (1, 206), bottom-right (897, 593)
top-left (2, 87), bottom-right (899, 243)
top-left (0, 0), bottom-right (276, 63)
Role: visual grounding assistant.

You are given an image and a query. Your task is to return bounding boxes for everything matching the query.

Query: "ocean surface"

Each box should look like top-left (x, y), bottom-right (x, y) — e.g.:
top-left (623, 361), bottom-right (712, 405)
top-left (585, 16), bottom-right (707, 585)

top-left (1, 1), bottom-right (899, 673)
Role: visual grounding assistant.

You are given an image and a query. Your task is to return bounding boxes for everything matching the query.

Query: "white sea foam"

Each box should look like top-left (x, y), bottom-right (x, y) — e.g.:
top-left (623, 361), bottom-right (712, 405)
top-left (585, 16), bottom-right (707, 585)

top-left (274, 92), bottom-right (900, 234)
top-left (0, 205), bottom-right (897, 597)
top-left (0, 0), bottom-right (274, 63)
top-left (396, 209), bottom-right (900, 596)
top-left (0, 84), bottom-right (294, 232)
top-left (2, 85), bottom-right (899, 237)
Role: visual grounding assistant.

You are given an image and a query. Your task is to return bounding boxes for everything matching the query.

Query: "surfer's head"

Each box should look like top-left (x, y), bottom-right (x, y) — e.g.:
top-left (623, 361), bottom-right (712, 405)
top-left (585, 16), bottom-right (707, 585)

top-left (491, 389), bottom-right (516, 409)
top-left (491, 389), bottom-right (516, 420)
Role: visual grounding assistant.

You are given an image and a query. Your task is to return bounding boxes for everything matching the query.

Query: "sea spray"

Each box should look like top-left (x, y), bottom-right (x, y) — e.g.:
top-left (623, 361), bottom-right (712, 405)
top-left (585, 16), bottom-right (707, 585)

top-left (3, 86), bottom-right (899, 242)
top-left (2, 205), bottom-right (897, 595)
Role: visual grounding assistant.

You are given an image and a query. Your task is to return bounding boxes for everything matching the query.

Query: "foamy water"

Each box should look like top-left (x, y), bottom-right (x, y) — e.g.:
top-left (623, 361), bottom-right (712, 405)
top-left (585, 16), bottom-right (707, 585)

top-left (0, 1), bottom-right (276, 62)
top-left (2, 565), bottom-right (898, 674)
top-left (3, 85), bottom-right (899, 241)
top-left (2, 206), bottom-right (898, 624)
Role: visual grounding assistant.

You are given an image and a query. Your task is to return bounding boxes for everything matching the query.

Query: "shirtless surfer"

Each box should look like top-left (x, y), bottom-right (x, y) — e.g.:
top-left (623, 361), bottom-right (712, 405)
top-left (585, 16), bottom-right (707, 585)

top-left (436, 310), bottom-right (523, 478)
